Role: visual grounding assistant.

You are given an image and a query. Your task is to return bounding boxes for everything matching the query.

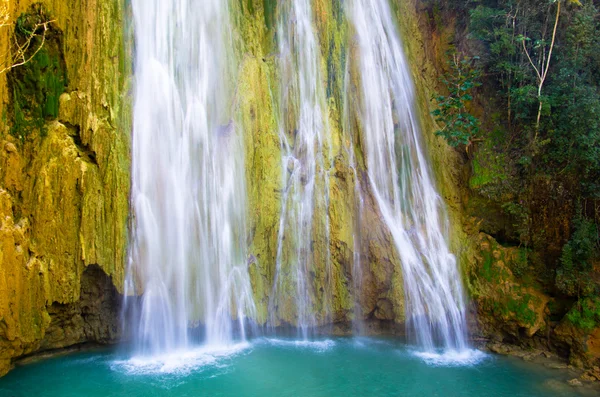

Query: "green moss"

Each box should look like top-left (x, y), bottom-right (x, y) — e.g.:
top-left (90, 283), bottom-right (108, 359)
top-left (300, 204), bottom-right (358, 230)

top-left (490, 298), bottom-right (509, 318)
top-left (480, 251), bottom-right (498, 282)
top-left (323, 0), bottom-right (347, 111)
top-left (9, 12), bottom-right (66, 140)
top-left (470, 153), bottom-right (508, 192)
top-left (566, 297), bottom-right (600, 332)
top-left (263, 0), bottom-right (277, 30)
top-left (510, 248), bottom-right (529, 279)
top-left (506, 293), bottom-right (537, 327)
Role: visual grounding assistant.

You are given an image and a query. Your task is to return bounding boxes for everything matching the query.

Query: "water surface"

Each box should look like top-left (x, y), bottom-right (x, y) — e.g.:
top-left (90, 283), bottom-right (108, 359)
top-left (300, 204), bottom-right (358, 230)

top-left (0, 338), bottom-right (587, 397)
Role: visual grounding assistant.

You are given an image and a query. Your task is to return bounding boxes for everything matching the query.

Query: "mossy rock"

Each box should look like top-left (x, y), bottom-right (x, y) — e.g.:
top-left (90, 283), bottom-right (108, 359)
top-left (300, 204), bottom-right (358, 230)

top-left (8, 6), bottom-right (66, 140)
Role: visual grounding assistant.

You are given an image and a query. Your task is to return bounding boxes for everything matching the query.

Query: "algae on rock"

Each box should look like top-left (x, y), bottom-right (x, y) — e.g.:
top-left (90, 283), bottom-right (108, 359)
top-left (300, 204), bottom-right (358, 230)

top-left (0, 0), bottom-right (130, 376)
top-left (234, 0), bottom-right (407, 329)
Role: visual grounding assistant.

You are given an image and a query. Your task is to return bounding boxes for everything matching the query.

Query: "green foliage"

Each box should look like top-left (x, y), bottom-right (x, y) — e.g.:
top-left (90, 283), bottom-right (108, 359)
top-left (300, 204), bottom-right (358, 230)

top-left (556, 206), bottom-right (599, 297)
top-left (470, 5), bottom-right (526, 86)
top-left (566, 297), bottom-right (600, 331)
top-left (466, 0), bottom-right (600, 166)
top-left (432, 52), bottom-right (482, 147)
top-left (461, 0), bottom-right (600, 275)
top-left (543, 2), bottom-right (600, 197)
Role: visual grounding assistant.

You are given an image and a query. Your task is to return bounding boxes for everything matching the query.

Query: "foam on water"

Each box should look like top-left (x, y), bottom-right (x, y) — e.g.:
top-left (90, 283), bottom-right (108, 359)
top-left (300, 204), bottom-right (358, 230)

top-left (260, 338), bottom-right (336, 352)
top-left (412, 348), bottom-right (488, 367)
top-left (112, 343), bottom-right (250, 376)
top-left (351, 337), bottom-right (394, 349)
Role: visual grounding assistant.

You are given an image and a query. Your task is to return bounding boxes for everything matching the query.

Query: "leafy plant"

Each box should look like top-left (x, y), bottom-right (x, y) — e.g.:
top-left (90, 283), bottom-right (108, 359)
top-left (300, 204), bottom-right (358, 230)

top-left (432, 52), bottom-right (482, 147)
top-left (556, 206), bottom-right (598, 297)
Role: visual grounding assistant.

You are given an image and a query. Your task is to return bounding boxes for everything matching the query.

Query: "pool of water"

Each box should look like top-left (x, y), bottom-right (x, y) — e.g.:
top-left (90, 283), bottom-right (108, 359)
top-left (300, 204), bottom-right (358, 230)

top-left (0, 338), bottom-right (590, 396)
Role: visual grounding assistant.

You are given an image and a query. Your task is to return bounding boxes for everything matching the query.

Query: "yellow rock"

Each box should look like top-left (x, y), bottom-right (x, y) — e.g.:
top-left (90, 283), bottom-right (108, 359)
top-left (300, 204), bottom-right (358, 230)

top-left (0, 0), bottom-right (130, 376)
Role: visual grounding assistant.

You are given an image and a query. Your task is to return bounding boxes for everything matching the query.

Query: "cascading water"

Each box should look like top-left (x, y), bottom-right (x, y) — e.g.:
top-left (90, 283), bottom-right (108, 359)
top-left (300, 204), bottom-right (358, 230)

top-left (349, 0), bottom-right (469, 352)
top-left (268, 0), bottom-right (332, 338)
top-left (122, 0), bottom-right (468, 357)
top-left (123, 0), bottom-right (256, 356)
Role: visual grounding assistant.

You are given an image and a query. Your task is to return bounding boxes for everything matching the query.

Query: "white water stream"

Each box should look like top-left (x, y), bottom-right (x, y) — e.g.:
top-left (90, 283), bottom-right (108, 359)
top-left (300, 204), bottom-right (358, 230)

top-left (349, 0), bottom-right (469, 351)
top-left (123, 0), bottom-right (256, 356)
top-left (268, 0), bottom-right (332, 338)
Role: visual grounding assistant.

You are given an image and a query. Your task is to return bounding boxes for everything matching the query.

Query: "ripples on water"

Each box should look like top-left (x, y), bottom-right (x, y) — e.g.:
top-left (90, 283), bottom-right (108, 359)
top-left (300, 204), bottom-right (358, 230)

top-left (1, 338), bottom-right (593, 397)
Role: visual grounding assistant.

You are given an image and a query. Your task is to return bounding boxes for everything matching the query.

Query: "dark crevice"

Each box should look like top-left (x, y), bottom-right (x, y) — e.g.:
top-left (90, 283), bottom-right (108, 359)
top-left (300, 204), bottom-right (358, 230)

top-left (63, 122), bottom-right (98, 166)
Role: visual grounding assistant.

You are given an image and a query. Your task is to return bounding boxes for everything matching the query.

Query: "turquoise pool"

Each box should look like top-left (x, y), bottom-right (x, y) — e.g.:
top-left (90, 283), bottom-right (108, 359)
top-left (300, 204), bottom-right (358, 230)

top-left (0, 338), bottom-right (590, 396)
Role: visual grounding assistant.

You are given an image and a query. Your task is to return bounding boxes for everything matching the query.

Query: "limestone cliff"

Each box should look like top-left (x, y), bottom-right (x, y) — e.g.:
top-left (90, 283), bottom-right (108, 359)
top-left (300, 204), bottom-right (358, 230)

top-left (0, 0), bottom-right (130, 376)
top-left (236, 0), bottom-right (405, 328)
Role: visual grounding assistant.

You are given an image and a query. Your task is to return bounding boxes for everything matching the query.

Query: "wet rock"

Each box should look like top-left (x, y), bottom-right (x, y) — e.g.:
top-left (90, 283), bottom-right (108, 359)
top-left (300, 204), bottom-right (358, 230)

top-left (522, 352), bottom-right (538, 361)
top-left (580, 372), bottom-right (597, 382)
top-left (488, 342), bottom-right (512, 355)
top-left (545, 362), bottom-right (569, 370)
top-left (568, 378), bottom-right (583, 387)
top-left (374, 299), bottom-right (394, 321)
top-left (544, 379), bottom-right (570, 394)
top-left (555, 322), bottom-right (600, 369)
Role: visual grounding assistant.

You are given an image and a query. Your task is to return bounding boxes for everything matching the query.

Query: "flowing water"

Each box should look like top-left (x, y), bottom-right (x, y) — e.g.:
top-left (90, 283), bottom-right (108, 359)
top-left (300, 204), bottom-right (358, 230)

top-left (349, 0), bottom-right (469, 351)
top-left (122, 0), bottom-right (256, 356)
top-left (268, 0), bottom-right (332, 337)
top-left (0, 338), bottom-right (589, 397)
top-left (124, 0), bottom-right (468, 352)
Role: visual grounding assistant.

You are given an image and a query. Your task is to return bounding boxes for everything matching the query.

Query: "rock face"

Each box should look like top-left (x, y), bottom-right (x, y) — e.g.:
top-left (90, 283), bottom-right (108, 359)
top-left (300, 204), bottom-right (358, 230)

top-left (236, 0), bottom-right (406, 328)
top-left (0, 0), bottom-right (130, 376)
top-left (29, 264), bottom-right (120, 355)
top-left (0, 0), bottom-right (407, 376)
top-left (554, 319), bottom-right (600, 369)
top-left (466, 233), bottom-right (550, 339)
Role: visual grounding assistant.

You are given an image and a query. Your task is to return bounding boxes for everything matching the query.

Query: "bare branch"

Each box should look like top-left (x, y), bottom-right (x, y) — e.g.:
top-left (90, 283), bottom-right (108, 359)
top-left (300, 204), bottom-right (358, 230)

top-left (542, 1), bottom-right (560, 83)
top-left (521, 38), bottom-right (542, 82)
top-left (0, 2), bottom-right (54, 75)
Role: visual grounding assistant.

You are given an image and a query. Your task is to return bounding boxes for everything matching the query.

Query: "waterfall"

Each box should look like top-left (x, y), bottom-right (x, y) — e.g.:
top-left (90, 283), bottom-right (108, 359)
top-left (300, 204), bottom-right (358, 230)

top-left (120, 0), bottom-right (469, 355)
top-left (349, 0), bottom-right (469, 351)
top-left (123, 0), bottom-right (256, 356)
top-left (268, 0), bottom-right (332, 337)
